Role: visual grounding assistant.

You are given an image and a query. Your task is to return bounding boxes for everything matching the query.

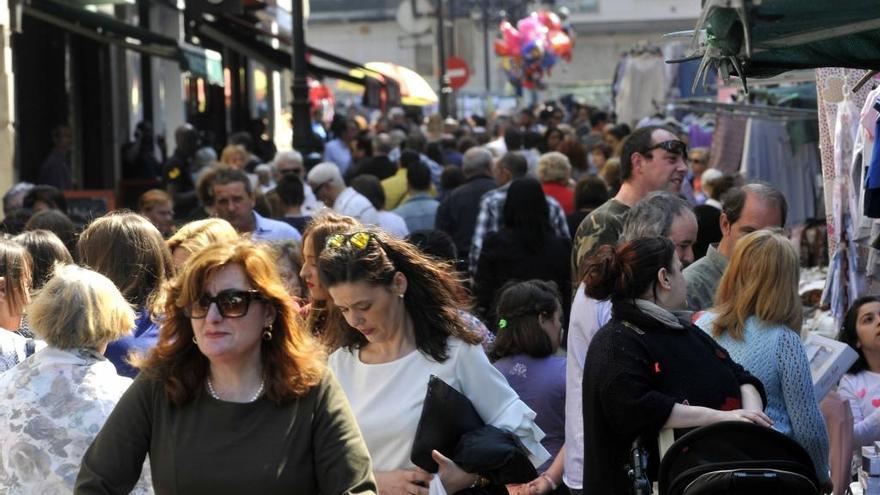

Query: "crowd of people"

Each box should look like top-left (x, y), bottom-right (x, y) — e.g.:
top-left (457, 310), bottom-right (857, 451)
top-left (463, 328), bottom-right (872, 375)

top-left (0, 99), bottom-right (864, 494)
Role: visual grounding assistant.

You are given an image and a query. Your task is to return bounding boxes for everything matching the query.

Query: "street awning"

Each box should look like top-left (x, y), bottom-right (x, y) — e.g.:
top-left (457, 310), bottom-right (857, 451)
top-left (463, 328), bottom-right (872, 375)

top-left (22, 0), bottom-right (181, 61)
top-left (672, 0), bottom-right (880, 91)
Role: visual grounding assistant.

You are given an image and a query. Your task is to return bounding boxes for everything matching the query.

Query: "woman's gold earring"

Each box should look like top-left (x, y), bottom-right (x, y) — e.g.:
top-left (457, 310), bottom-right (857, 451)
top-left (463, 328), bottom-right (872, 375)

top-left (263, 323), bottom-right (273, 341)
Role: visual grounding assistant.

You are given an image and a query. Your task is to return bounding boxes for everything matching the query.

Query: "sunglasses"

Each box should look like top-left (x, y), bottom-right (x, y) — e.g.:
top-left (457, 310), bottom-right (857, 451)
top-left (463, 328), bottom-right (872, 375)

top-left (310, 179), bottom-right (333, 195)
top-left (281, 168), bottom-right (303, 176)
top-left (646, 140), bottom-right (687, 157)
top-left (185, 289), bottom-right (265, 319)
top-left (325, 231), bottom-right (373, 250)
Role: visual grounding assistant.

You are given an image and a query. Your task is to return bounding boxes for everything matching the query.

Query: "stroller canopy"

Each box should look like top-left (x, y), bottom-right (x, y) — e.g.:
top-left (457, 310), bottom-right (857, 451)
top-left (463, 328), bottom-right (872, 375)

top-left (658, 421), bottom-right (820, 495)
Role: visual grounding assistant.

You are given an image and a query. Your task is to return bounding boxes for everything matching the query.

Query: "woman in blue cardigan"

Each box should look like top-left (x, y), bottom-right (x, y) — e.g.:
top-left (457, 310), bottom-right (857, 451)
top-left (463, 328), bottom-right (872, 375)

top-left (696, 229), bottom-right (831, 487)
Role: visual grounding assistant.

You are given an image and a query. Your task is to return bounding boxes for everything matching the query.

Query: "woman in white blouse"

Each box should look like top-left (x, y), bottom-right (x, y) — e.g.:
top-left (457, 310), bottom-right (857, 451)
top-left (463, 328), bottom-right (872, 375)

top-left (0, 264), bottom-right (152, 493)
top-left (319, 229), bottom-right (550, 495)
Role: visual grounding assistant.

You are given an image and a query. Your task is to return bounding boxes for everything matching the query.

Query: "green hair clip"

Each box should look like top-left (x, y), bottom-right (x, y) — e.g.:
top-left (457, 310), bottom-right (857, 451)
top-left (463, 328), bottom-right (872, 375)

top-left (498, 319), bottom-right (508, 329)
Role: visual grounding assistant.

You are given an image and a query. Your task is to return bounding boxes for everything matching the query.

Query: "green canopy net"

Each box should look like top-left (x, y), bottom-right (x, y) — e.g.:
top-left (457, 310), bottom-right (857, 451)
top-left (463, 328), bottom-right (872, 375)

top-left (683, 0), bottom-right (880, 90)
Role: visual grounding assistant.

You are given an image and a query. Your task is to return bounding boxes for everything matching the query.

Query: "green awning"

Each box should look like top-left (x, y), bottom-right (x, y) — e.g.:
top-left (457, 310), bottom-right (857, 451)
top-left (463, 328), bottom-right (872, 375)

top-left (675, 0), bottom-right (880, 90)
top-left (180, 44), bottom-right (224, 86)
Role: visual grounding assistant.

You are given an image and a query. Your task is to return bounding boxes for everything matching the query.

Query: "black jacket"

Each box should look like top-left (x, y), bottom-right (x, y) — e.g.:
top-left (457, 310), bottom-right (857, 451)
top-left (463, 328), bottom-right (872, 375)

top-left (581, 300), bottom-right (766, 494)
top-left (473, 228), bottom-right (571, 319)
top-left (435, 175), bottom-right (497, 259)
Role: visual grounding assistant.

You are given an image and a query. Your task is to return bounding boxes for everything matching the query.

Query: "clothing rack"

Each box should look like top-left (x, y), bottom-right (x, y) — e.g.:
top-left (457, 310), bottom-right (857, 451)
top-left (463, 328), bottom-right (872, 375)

top-left (667, 98), bottom-right (818, 121)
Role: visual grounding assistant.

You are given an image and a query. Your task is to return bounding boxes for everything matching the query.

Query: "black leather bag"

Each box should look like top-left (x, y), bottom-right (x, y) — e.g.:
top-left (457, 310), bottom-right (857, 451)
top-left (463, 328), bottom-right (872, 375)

top-left (411, 375), bottom-right (485, 472)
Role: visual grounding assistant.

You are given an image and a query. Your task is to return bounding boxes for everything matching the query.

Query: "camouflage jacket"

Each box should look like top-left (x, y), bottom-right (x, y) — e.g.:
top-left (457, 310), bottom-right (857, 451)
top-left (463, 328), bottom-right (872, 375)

top-left (571, 199), bottom-right (630, 281)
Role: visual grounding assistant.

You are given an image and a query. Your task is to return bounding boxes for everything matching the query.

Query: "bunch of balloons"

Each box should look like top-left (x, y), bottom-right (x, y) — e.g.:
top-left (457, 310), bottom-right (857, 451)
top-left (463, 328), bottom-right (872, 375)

top-left (494, 10), bottom-right (574, 94)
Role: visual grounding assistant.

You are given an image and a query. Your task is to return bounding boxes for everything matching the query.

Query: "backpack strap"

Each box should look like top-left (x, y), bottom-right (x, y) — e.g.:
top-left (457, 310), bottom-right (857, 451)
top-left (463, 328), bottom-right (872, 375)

top-left (25, 339), bottom-right (36, 357)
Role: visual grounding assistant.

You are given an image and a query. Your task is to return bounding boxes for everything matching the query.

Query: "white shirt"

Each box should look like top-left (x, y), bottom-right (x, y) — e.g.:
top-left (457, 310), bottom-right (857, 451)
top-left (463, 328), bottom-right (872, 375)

top-left (377, 211), bottom-right (409, 238)
top-left (333, 187), bottom-right (379, 225)
top-left (563, 283), bottom-right (612, 489)
top-left (329, 337), bottom-right (550, 492)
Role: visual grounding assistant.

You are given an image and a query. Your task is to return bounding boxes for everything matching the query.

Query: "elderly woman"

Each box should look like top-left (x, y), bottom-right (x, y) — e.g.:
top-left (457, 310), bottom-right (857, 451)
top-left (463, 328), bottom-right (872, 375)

top-left (581, 237), bottom-right (769, 493)
top-left (76, 240), bottom-right (377, 494)
top-left (321, 228), bottom-right (550, 495)
top-left (78, 212), bottom-right (174, 378)
top-left (0, 265), bottom-right (151, 493)
top-left (138, 189), bottom-right (175, 237)
top-left (299, 211), bottom-right (361, 349)
top-left (166, 218), bottom-right (239, 271)
top-left (696, 230), bottom-right (831, 487)
top-left (537, 151), bottom-right (574, 214)
top-left (0, 239), bottom-right (36, 368)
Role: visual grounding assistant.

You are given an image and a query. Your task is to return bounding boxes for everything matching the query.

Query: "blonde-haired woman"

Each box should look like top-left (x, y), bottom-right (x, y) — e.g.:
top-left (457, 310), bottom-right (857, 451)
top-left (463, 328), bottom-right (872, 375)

top-left (537, 151), bottom-right (574, 214)
top-left (695, 230), bottom-right (831, 487)
top-left (0, 265), bottom-right (152, 493)
top-left (220, 144), bottom-right (248, 170)
top-left (166, 218), bottom-right (239, 270)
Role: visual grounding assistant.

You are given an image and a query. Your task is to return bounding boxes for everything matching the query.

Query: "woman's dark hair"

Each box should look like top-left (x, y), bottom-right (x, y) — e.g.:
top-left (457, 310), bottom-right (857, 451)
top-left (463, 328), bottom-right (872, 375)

top-left (25, 209), bottom-right (77, 256)
top-left (838, 296), bottom-right (880, 374)
top-left (488, 280), bottom-right (560, 362)
top-left (558, 139), bottom-right (588, 172)
top-left (13, 230), bottom-right (73, 290)
top-left (318, 228), bottom-right (481, 361)
top-left (77, 211), bottom-right (173, 308)
top-left (406, 229), bottom-right (457, 262)
top-left (583, 236), bottom-right (675, 301)
top-left (441, 165), bottom-right (465, 192)
top-left (350, 174), bottom-right (385, 211)
top-left (541, 127), bottom-right (565, 153)
top-left (574, 175), bottom-right (609, 211)
top-left (503, 178), bottom-right (550, 252)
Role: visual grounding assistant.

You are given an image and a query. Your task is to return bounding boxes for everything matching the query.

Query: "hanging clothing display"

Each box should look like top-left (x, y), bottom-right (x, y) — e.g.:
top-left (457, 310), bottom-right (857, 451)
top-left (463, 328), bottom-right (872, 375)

top-left (816, 68), bottom-right (879, 325)
top-left (613, 53), bottom-right (667, 127)
top-left (740, 118), bottom-right (821, 227)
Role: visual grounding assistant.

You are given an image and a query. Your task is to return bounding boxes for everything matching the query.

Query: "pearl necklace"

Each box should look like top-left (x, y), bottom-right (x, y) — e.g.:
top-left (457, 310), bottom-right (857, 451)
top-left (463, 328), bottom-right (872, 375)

top-left (206, 377), bottom-right (265, 403)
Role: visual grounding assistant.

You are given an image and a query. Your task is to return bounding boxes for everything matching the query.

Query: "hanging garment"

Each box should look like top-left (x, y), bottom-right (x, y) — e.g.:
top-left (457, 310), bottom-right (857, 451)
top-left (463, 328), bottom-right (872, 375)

top-left (709, 114), bottom-right (749, 175)
top-left (614, 55), bottom-right (667, 127)
top-left (741, 118), bottom-right (819, 227)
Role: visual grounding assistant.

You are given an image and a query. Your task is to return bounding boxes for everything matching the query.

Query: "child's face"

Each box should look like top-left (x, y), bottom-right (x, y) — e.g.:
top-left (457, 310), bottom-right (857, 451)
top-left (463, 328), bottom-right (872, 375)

top-left (855, 301), bottom-right (880, 354)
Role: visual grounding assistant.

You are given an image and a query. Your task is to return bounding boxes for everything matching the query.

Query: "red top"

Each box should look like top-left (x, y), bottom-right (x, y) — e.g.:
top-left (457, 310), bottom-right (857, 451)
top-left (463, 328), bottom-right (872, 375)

top-left (542, 182), bottom-right (574, 215)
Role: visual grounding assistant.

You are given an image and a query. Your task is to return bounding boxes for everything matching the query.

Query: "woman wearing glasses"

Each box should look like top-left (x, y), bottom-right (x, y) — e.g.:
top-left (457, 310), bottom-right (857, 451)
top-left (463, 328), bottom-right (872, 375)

top-left (76, 240), bottom-right (377, 494)
top-left (320, 229), bottom-right (550, 495)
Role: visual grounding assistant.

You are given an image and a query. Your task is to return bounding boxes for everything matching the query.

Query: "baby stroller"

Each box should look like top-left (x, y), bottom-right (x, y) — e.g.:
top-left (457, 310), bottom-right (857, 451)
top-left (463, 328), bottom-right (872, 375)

top-left (656, 421), bottom-right (821, 495)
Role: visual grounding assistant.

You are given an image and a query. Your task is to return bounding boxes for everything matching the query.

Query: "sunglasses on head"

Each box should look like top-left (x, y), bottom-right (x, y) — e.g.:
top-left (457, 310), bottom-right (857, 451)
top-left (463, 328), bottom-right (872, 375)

top-left (646, 140), bottom-right (687, 157)
top-left (325, 231), bottom-right (373, 250)
top-left (185, 289), bottom-right (265, 319)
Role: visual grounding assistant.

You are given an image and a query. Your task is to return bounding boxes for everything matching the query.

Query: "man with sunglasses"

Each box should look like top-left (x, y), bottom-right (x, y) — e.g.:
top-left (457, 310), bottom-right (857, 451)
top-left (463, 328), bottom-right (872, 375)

top-left (306, 162), bottom-right (379, 225)
top-left (571, 125), bottom-right (689, 281)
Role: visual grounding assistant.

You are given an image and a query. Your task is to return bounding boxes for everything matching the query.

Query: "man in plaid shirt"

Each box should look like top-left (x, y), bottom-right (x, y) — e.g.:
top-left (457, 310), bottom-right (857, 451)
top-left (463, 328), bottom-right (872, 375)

top-left (469, 152), bottom-right (570, 275)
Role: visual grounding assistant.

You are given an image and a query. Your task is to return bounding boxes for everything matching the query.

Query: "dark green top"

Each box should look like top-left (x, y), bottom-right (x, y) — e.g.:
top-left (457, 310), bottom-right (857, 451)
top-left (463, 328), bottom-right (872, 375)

top-left (75, 370), bottom-right (377, 495)
top-left (571, 198), bottom-right (631, 281)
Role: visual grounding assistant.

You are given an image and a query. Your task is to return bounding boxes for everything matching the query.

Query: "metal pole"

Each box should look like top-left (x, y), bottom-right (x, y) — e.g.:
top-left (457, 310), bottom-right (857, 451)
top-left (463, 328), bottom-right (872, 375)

top-left (291, 0), bottom-right (311, 153)
top-left (482, 0), bottom-right (490, 94)
top-left (436, 0), bottom-right (448, 117)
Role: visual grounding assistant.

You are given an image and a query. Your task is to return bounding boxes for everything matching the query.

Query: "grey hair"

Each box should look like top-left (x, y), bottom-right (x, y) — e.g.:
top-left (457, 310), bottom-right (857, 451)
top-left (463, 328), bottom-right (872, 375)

top-left (272, 150), bottom-right (303, 168)
top-left (373, 133), bottom-right (394, 155)
top-left (722, 182), bottom-right (788, 227)
top-left (621, 191), bottom-right (695, 242)
top-left (462, 147), bottom-right (493, 178)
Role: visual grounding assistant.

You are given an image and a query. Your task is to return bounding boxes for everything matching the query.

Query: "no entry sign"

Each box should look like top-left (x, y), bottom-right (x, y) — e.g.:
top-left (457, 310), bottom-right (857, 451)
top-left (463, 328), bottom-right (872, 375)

top-left (445, 56), bottom-right (470, 90)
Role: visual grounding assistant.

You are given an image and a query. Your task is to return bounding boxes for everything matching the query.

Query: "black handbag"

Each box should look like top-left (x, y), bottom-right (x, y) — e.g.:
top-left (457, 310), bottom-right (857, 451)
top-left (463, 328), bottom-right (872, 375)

top-left (411, 375), bottom-right (485, 472)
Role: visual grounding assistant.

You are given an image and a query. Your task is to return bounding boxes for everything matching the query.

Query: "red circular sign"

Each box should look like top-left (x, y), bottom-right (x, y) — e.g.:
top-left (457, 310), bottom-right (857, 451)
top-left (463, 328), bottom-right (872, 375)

top-left (445, 56), bottom-right (470, 90)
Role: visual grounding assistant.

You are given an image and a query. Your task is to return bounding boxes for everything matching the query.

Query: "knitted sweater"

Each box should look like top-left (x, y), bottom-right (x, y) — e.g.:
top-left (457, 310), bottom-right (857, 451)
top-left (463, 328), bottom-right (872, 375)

top-left (696, 313), bottom-right (831, 482)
